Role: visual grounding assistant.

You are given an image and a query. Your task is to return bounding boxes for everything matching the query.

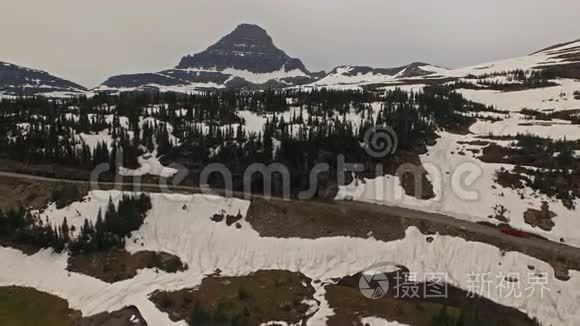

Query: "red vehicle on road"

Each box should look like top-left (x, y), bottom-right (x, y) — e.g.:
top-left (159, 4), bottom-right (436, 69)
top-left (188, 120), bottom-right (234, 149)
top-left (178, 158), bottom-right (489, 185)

top-left (500, 226), bottom-right (528, 238)
top-left (499, 226), bottom-right (547, 240)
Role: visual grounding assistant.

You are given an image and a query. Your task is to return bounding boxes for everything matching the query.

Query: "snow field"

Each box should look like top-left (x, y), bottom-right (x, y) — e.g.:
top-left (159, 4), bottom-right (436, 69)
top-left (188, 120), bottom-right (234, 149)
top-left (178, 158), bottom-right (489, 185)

top-left (1, 191), bottom-right (578, 325)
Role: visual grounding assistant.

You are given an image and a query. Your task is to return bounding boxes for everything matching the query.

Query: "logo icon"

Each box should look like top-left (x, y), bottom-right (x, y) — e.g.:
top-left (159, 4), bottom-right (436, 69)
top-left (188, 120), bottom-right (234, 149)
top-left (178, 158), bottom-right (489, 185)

top-left (359, 269), bottom-right (390, 299)
top-left (363, 125), bottom-right (398, 158)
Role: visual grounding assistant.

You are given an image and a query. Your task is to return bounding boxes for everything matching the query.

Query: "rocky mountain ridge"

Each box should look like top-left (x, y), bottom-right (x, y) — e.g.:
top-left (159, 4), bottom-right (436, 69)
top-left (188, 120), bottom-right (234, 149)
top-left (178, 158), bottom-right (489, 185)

top-left (0, 61), bottom-right (86, 98)
top-left (2, 26), bottom-right (580, 97)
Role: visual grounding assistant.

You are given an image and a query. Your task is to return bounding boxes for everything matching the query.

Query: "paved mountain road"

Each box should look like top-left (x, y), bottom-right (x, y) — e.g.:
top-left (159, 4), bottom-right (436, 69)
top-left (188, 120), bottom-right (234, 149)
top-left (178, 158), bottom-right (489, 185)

top-left (1, 170), bottom-right (580, 266)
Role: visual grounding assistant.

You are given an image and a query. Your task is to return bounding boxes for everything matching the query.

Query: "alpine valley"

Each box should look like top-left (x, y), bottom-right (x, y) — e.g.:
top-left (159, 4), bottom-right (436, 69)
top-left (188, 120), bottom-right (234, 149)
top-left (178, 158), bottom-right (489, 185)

top-left (1, 23), bottom-right (580, 326)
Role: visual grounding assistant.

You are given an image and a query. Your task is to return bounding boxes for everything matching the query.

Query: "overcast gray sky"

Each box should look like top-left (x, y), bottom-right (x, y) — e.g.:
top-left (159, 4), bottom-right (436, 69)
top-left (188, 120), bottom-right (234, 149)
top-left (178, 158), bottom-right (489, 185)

top-left (1, 0), bottom-right (579, 88)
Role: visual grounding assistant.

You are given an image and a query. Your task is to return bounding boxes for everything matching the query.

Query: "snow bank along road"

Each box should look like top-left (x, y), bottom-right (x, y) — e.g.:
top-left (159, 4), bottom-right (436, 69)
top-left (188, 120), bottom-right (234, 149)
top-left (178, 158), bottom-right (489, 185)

top-left (1, 170), bottom-right (580, 268)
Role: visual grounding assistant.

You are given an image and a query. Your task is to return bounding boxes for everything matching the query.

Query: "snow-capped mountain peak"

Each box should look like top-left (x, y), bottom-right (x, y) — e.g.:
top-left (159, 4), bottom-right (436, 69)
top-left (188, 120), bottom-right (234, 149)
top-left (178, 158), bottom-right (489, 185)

top-left (96, 24), bottom-right (317, 94)
top-left (177, 24), bottom-right (310, 75)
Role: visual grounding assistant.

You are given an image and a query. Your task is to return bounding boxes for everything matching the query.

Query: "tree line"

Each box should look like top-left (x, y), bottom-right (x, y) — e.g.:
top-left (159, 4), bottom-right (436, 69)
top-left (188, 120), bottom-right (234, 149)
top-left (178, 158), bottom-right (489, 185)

top-left (0, 86), bottom-right (494, 197)
top-left (0, 194), bottom-right (152, 255)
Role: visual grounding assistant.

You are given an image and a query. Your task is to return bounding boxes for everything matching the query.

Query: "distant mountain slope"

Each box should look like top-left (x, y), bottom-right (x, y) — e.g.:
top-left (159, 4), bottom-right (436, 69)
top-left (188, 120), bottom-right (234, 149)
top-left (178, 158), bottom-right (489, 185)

top-left (304, 38), bottom-right (580, 90)
top-left (0, 61), bottom-right (87, 97)
top-left (5, 30), bottom-right (578, 96)
top-left (445, 39), bottom-right (580, 78)
top-left (305, 62), bottom-right (448, 88)
top-left (96, 24), bottom-right (317, 94)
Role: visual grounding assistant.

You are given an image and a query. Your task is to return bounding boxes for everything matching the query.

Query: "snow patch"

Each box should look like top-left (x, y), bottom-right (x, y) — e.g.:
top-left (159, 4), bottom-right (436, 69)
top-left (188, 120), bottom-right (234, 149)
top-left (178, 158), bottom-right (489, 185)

top-left (2, 191), bottom-right (577, 325)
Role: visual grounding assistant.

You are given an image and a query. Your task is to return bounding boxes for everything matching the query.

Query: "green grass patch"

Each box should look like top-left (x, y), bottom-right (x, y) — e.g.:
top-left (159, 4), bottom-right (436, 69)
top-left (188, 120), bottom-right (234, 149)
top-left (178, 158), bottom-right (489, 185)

top-left (0, 286), bottom-right (78, 326)
top-left (150, 270), bottom-right (316, 326)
